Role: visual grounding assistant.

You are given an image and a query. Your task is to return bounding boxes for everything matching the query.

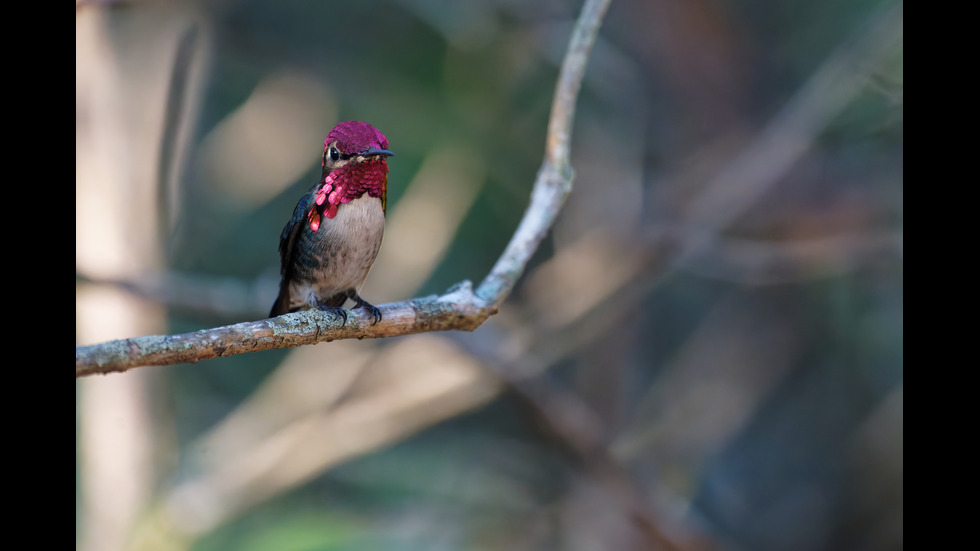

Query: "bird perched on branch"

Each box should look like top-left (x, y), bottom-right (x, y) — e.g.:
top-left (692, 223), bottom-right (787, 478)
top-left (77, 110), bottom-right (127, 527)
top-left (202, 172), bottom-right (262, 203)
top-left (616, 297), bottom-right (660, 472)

top-left (270, 121), bottom-right (393, 324)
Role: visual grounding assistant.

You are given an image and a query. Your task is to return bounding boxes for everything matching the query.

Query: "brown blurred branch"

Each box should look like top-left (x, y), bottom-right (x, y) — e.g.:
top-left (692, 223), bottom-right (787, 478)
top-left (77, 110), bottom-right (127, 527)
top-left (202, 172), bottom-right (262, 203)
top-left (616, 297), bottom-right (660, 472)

top-left (75, 0), bottom-right (613, 378)
top-left (676, 231), bottom-right (904, 285)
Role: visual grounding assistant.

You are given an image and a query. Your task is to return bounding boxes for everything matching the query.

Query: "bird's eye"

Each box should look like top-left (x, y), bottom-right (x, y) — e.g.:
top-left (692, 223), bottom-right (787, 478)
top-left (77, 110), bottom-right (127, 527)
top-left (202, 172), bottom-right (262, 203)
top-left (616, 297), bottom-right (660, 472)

top-left (329, 147), bottom-right (341, 162)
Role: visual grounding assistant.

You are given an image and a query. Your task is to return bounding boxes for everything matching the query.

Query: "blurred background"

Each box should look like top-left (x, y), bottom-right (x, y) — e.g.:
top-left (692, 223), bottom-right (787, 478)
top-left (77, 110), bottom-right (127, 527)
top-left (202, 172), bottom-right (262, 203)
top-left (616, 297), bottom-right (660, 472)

top-left (76, 0), bottom-right (902, 550)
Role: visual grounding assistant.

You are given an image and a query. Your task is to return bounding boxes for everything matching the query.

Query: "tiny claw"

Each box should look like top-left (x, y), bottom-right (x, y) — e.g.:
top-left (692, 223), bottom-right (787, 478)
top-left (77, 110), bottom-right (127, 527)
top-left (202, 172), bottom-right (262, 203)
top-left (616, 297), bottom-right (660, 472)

top-left (363, 304), bottom-right (382, 326)
top-left (317, 304), bottom-right (348, 325)
top-left (351, 294), bottom-right (382, 326)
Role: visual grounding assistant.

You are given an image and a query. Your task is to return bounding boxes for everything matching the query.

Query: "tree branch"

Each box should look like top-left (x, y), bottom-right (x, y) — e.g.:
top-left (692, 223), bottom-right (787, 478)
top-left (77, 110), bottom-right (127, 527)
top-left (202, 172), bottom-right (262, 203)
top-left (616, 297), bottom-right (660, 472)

top-left (75, 0), bottom-right (613, 378)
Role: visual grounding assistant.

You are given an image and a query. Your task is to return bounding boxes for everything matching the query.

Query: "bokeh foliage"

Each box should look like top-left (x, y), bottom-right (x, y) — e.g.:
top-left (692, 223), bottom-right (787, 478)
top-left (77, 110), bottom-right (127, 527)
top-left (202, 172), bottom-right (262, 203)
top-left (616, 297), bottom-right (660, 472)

top-left (77, 1), bottom-right (902, 550)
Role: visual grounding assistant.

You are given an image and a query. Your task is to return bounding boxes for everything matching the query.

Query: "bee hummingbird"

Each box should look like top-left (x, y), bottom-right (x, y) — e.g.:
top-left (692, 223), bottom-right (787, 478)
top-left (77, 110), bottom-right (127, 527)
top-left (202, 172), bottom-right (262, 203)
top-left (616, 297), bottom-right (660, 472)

top-left (270, 121), bottom-right (393, 324)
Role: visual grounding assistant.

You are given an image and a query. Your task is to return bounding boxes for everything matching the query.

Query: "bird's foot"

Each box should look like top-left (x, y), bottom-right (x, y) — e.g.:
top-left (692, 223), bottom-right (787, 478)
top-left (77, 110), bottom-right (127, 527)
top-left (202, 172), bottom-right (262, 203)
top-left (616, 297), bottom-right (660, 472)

top-left (317, 304), bottom-right (349, 325)
top-left (351, 295), bottom-right (382, 326)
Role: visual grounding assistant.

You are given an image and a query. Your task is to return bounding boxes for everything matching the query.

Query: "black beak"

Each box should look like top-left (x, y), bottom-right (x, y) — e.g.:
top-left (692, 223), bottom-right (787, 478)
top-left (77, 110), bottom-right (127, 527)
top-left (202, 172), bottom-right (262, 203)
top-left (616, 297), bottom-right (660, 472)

top-left (362, 147), bottom-right (394, 157)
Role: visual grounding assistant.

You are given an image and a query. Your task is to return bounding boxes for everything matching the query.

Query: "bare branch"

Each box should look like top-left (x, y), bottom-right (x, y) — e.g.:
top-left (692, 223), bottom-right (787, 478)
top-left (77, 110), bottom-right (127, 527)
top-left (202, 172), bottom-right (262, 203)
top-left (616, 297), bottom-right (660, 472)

top-left (478, 0), bottom-right (611, 307)
top-left (75, 0), bottom-right (614, 377)
top-left (76, 283), bottom-right (488, 376)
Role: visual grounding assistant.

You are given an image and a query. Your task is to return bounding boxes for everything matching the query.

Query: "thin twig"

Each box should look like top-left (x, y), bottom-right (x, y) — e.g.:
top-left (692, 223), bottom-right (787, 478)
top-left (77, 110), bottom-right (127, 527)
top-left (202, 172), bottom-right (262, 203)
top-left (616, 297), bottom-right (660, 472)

top-left (477, 0), bottom-right (611, 307)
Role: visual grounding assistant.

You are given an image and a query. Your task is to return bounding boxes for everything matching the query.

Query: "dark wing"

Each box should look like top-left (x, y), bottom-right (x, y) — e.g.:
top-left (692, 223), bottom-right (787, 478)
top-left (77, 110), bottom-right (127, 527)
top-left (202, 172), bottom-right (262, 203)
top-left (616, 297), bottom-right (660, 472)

top-left (278, 189), bottom-right (315, 272)
top-left (270, 187), bottom-right (316, 317)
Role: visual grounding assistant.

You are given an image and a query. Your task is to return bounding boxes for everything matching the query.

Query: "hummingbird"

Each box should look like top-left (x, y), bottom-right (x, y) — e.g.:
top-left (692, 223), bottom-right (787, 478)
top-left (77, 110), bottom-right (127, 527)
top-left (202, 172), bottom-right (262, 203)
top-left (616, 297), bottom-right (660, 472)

top-left (270, 120), bottom-right (393, 324)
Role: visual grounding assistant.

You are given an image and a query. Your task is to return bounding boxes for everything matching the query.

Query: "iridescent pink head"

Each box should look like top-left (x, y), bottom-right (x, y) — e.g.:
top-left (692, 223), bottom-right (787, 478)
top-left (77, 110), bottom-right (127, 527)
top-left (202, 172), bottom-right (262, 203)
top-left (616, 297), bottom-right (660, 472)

top-left (307, 121), bottom-right (392, 232)
top-left (325, 120), bottom-right (389, 156)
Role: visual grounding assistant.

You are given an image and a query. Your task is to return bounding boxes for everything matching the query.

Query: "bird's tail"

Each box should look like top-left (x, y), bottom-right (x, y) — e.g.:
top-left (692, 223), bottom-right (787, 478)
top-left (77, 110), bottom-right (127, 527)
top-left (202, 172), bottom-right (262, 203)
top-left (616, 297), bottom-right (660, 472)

top-left (270, 284), bottom-right (291, 318)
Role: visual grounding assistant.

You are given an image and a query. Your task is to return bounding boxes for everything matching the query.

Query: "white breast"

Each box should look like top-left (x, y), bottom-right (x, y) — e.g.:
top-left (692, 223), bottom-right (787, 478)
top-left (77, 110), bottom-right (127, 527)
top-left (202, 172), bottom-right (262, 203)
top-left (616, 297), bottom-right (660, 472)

top-left (288, 194), bottom-right (385, 310)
